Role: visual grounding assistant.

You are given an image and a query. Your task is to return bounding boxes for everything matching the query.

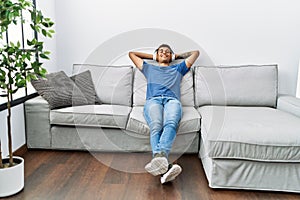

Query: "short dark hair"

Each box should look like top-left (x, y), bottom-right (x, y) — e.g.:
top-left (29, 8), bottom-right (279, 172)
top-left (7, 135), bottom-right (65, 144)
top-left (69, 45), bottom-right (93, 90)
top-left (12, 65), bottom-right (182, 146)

top-left (156, 44), bottom-right (174, 53)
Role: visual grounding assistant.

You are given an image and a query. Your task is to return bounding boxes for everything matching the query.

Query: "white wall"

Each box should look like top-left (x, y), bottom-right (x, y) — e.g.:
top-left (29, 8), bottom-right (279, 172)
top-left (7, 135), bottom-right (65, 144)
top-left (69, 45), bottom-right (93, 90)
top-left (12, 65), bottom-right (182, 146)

top-left (0, 105), bottom-right (26, 157)
top-left (55, 0), bottom-right (300, 95)
top-left (36, 0), bottom-right (57, 73)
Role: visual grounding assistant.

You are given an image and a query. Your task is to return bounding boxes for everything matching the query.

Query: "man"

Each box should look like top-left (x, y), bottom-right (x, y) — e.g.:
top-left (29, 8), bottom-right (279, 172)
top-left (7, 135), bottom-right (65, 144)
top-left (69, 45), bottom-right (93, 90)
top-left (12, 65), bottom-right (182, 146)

top-left (129, 44), bottom-right (199, 184)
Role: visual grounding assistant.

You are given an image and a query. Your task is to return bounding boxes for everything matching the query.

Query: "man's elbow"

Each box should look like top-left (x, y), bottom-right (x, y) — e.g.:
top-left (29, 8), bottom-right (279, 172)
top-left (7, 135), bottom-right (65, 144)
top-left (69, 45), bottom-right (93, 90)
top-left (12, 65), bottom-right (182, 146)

top-left (128, 52), bottom-right (133, 58)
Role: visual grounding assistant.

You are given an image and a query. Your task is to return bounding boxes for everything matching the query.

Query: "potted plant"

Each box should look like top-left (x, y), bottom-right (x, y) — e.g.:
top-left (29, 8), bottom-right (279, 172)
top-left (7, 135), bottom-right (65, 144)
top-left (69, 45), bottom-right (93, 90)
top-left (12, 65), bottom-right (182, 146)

top-left (0, 0), bottom-right (54, 197)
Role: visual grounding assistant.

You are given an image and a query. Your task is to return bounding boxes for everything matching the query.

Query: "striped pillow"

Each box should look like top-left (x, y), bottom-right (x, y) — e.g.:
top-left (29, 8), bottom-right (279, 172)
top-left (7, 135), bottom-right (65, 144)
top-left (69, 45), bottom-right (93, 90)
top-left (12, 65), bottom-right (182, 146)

top-left (31, 71), bottom-right (95, 109)
top-left (70, 70), bottom-right (101, 105)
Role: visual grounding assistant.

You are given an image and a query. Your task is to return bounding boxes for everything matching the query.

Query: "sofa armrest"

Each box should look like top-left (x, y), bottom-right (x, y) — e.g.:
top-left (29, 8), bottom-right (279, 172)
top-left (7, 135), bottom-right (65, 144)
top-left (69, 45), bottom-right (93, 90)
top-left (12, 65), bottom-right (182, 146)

top-left (277, 94), bottom-right (300, 118)
top-left (24, 96), bottom-right (51, 148)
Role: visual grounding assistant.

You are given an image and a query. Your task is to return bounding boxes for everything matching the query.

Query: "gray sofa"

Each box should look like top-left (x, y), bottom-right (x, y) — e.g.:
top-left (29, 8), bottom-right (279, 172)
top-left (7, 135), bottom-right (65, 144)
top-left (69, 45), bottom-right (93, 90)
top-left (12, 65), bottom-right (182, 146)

top-left (25, 63), bottom-right (300, 193)
top-left (25, 64), bottom-right (200, 154)
top-left (196, 65), bottom-right (300, 193)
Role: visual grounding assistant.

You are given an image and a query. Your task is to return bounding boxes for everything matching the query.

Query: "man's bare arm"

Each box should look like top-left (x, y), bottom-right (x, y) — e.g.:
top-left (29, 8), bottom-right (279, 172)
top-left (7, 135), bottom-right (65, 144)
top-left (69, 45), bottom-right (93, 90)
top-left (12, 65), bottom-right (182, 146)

top-left (176, 50), bottom-right (200, 68)
top-left (128, 52), bottom-right (153, 70)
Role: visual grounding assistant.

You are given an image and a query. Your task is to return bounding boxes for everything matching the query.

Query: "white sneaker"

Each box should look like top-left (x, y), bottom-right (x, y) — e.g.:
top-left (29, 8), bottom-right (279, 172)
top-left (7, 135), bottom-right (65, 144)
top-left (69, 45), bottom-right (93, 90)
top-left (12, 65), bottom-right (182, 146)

top-left (145, 155), bottom-right (168, 176)
top-left (160, 164), bottom-right (182, 184)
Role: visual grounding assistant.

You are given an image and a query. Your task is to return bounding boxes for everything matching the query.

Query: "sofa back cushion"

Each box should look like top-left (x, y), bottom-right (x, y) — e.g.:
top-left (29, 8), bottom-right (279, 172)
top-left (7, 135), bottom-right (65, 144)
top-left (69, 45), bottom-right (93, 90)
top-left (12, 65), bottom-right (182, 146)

top-left (133, 68), bottom-right (195, 106)
top-left (73, 64), bottom-right (133, 106)
top-left (194, 65), bottom-right (278, 107)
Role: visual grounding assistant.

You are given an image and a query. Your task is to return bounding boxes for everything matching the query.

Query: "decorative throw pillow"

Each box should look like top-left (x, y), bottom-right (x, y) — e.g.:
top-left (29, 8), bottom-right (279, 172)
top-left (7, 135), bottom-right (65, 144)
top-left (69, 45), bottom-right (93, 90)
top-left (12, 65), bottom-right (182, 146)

top-left (31, 71), bottom-right (89, 109)
top-left (70, 70), bottom-right (101, 105)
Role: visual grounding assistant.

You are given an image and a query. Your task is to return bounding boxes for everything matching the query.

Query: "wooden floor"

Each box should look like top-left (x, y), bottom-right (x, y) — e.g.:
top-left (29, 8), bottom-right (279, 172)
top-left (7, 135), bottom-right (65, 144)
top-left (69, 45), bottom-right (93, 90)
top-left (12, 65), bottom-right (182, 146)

top-left (3, 150), bottom-right (300, 200)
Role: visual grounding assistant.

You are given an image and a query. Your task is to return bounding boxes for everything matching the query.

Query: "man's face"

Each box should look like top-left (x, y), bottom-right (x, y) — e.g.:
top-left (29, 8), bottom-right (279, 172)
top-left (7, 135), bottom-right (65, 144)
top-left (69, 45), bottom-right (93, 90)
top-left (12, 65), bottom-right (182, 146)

top-left (157, 47), bottom-right (172, 64)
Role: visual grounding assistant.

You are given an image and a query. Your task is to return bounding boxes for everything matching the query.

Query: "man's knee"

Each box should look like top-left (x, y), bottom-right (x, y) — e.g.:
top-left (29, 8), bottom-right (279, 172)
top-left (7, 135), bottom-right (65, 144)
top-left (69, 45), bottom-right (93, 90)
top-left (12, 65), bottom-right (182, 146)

top-left (163, 120), bottom-right (179, 129)
top-left (150, 120), bottom-right (163, 132)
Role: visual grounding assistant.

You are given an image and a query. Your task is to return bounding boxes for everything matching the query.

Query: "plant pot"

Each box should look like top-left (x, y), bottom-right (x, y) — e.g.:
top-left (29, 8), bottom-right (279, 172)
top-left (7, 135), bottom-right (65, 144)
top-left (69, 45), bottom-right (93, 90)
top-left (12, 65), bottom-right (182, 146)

top-left (0, 156), bottom-right (24, 197)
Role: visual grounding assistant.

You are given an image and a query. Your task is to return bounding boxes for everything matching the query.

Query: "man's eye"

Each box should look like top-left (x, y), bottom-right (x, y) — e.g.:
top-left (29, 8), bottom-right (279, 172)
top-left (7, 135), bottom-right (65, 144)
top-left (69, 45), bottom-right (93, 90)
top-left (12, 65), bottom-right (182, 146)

top-left (159, 50), bottom-right (170, 54)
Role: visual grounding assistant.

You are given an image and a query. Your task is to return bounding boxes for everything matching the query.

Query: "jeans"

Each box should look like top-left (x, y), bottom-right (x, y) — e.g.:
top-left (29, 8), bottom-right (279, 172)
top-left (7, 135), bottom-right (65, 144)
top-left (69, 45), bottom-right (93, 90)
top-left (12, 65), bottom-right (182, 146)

top-left (143, 96), bottom-right (182, 158)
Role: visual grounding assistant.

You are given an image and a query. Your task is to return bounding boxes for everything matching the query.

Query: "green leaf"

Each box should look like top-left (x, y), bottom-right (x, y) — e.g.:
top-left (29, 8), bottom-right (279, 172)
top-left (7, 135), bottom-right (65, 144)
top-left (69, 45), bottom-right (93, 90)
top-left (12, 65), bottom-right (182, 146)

top-left (39, 53), bottom-right (49, 59)
top-left (16, 79), bottom-right (26, 87)
top-left (47, 32), bottom-right (52, 38)
top-left (40, 68), bottom-right (47, 75)
top-left (26, 73), bottom-right (36, 81)
top-left (27, 39), bottom-right (32, 46)
top-left (11, 88), bottom-right (19, 94)
top-left (30, 23), bottom-right (35, 31)
top-left (42, 22), bottom-right (49, 28)
top-left (9, 41), bottom-right (15, 47)
top-left (30, 10), bottom-right (36, 22)
top-left (48, 22), bottom-right (54, 27)
top-left (0, 83), bottom-right (8, 90)
top-left (42, 29), bottom-right (47, 37)
top-left (0, 75), bottom-right (6, 82)
top-left (26, 52), bottom-right (31, 60)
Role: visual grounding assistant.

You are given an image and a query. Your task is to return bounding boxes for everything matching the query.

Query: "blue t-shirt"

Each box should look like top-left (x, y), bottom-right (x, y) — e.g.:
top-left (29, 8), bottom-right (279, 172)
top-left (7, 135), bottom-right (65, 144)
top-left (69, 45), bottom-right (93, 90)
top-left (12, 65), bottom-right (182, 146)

top-left (141, 61), bottom-right (190, 100)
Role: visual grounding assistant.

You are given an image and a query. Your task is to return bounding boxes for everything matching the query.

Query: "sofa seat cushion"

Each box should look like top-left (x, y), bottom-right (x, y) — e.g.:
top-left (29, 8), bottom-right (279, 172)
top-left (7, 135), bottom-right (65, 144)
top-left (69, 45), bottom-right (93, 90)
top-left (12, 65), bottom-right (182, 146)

top-left (126, 106), bottom-right (201, 135)
top-left (50, 104), bottom-right (132, 129)
top-left (198, 105), bottom-right (300, 162)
